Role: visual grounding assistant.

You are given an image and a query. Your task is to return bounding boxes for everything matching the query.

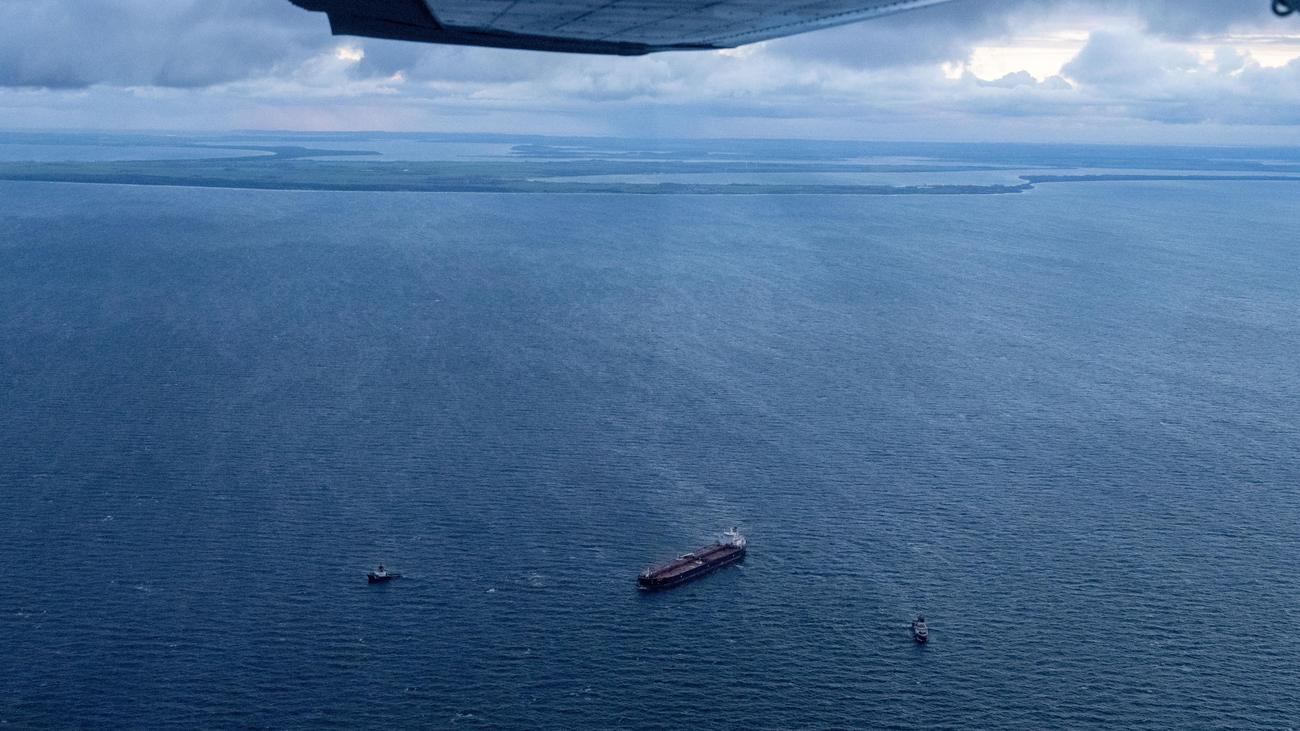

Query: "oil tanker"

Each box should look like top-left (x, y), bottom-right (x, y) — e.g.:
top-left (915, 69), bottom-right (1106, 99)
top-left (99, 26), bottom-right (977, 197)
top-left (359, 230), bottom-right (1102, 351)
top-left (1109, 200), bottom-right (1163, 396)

top-left (637, 528), bottom-right (746, 591)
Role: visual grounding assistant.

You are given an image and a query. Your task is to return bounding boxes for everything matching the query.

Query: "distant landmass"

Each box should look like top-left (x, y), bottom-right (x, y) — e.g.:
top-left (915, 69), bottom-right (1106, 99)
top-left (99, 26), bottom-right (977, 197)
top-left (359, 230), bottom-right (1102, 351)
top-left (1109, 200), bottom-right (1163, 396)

top-left (1, 132), bottom-right (1299, 195)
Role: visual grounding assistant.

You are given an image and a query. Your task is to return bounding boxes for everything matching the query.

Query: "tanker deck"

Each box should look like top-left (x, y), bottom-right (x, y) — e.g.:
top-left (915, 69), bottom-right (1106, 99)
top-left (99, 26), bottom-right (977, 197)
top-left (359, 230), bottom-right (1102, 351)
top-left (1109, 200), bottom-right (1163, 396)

top-left (637, 529), bottom-right (746, 591)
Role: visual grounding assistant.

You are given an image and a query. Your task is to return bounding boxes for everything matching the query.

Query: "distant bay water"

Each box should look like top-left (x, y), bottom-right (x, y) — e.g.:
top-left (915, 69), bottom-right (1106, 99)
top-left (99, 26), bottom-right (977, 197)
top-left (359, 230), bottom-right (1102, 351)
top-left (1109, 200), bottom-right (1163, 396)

top-left (2, 138), bottom-right (1299, 729)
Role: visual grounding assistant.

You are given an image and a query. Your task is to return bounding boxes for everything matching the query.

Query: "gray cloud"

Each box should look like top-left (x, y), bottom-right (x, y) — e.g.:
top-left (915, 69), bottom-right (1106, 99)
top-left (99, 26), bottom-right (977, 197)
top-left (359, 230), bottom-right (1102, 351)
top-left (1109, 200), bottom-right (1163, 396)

top-left (764, 0), bottom-right (1025, 69)
top-left (0, 0), bottom-right (326, 88)
top-left (1, 0), bottom-right (1293, 90)
top-left (768, 0), bottom-right (1289, 71)
top-left (1106, 0), bottom-right (1280, 36)
top-left (986, 69), bottom-right (1035, 88)
top-left (0, 0), bottom-right (1299, 142)
top-left (1062, 29), bottom-right (1200, 86)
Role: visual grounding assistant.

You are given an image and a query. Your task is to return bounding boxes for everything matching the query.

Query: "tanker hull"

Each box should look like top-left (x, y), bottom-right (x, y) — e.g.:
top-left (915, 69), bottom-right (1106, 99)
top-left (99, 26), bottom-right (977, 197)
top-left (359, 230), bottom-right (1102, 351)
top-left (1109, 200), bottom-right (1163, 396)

top-left (637, 536), bottom-right (746, 591)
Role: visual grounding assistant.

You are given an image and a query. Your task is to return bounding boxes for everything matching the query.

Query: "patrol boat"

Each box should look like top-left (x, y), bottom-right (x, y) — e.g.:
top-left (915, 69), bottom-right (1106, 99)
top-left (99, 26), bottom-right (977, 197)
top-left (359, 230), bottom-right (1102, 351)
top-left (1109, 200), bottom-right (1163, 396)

top-left (911, 615), bottom-right (929, 643)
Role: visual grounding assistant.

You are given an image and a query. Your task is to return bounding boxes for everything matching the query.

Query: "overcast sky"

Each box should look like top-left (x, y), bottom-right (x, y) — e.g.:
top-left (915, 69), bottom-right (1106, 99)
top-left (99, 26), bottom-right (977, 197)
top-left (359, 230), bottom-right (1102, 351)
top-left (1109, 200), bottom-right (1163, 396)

top-left (2, 0), bottom-right (1300, 143)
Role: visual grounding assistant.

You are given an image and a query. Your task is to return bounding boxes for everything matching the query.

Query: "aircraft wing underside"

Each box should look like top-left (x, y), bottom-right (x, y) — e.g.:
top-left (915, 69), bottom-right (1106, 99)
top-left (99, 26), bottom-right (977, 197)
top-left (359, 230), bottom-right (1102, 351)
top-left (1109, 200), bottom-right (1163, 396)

top-left (289, 0), bottom-right (959, 55)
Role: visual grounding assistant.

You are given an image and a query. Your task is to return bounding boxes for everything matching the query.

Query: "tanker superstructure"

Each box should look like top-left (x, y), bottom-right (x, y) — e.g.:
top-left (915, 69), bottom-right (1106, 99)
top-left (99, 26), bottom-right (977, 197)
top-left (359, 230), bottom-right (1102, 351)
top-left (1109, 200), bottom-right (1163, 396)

top-left (637, 529), bottom-right (746, 591)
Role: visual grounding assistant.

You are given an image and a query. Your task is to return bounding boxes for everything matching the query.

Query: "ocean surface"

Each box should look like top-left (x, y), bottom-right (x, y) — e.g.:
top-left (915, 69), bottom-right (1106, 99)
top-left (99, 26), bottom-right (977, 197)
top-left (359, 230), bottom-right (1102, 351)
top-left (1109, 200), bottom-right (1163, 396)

top-left (2, 139), bottom-right (1300, 728)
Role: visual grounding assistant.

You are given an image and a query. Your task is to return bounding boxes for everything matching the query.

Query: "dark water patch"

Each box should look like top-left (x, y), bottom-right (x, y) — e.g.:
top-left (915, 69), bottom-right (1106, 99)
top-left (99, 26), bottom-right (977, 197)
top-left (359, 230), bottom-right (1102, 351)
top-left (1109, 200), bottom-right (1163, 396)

top-left (1, 181), bottom-right (1299, 728)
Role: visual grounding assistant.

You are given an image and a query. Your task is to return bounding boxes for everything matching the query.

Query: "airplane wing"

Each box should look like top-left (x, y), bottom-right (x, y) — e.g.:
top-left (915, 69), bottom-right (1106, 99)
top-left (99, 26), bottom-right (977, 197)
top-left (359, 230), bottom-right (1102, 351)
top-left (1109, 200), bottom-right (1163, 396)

top-left (288, 0), bottom-right (959, 55)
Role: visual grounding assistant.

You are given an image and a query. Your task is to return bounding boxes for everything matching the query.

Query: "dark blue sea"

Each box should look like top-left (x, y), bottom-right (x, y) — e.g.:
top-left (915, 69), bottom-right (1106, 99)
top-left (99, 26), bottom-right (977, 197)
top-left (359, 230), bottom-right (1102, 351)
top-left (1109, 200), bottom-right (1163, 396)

top-left (3, 152), bottom-right (1300, 727)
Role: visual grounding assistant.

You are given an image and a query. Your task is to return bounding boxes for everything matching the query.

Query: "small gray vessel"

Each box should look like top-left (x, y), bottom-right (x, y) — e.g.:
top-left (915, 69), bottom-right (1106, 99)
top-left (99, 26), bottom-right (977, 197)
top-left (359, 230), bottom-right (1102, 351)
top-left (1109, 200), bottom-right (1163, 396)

top-left (911, 615), bottom-right (929, 644)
